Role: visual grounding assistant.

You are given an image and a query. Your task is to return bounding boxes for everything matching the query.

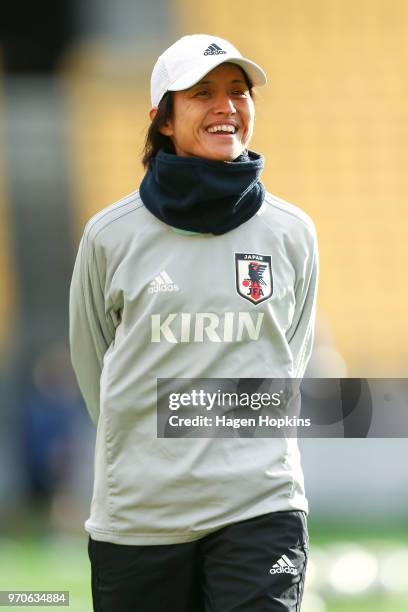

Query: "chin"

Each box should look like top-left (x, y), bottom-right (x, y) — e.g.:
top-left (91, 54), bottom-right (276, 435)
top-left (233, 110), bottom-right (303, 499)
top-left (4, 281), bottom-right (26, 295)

top-left (205, 147), bottom-right (243, 161)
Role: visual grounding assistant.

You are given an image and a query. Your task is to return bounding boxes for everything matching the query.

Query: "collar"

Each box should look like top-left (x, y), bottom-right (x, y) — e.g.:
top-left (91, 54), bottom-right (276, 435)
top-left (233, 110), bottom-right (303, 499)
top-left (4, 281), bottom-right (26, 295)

top-left (139, 148), bottom-right (265, 235)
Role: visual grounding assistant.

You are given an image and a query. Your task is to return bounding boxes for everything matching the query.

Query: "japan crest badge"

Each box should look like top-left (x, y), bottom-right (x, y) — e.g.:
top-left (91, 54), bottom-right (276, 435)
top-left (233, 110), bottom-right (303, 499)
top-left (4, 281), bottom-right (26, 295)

top-left (235, 253), bottom-right (273, 305)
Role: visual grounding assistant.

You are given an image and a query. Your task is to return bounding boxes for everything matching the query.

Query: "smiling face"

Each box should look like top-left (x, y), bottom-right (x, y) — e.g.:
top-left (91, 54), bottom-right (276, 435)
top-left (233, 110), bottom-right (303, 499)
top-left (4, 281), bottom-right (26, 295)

top-left (150, 63), bottom-right (255, 161)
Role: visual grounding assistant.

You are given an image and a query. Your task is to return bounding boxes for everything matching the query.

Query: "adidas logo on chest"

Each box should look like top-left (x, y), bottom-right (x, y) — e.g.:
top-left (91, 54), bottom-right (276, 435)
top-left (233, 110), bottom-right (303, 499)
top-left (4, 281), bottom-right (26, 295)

top-left (148, 270), bottom-right (179, 294)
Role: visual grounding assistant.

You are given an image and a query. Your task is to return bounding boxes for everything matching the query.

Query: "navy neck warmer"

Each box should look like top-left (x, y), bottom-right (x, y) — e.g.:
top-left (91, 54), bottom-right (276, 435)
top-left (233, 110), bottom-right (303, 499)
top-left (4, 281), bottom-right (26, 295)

top-left (139, 148), bottom-right (265, 235)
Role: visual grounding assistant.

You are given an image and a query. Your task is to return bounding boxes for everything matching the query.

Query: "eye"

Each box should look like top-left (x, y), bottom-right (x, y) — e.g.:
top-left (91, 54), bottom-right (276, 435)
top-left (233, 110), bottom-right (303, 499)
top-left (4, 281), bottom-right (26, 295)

top-left (194, 90), bottom-right (210, 97)
top-left (232, 90), bottom-right (249, 97)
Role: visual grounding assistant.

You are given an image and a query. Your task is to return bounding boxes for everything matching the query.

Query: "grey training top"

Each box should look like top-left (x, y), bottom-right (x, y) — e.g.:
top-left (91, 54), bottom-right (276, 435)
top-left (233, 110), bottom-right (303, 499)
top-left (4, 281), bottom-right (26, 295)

top-left (69, 190), bottom-right (319, 545)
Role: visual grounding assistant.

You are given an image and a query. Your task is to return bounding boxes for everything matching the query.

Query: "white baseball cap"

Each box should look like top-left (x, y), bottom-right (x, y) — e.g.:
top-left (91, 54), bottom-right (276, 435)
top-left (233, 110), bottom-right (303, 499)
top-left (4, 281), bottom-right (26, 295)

top-left (150, 34), bottom-right (267, 107)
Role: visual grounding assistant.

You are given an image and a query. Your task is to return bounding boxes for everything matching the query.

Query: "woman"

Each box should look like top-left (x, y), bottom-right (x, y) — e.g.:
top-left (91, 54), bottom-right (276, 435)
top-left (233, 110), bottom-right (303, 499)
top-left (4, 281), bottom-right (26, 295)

top-left (70, 34), bottom-right (318, 612)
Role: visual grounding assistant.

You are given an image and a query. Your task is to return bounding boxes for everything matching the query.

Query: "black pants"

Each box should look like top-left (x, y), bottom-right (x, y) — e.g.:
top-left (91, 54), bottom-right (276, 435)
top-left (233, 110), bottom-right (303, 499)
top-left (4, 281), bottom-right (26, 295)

top-left (88, 510), bottom-right (309, 612)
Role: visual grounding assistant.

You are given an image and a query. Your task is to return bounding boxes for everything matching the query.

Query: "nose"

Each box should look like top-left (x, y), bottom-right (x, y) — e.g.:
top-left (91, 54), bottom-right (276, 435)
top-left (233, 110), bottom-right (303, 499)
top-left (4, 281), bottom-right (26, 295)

top-left (213, 92), bottom-right (236, 115)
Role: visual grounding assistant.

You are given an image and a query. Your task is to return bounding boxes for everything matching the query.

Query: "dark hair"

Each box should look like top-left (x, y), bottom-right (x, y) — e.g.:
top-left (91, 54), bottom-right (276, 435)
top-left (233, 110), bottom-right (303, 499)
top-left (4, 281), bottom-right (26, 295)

top-left (141, 92), bottom-right (175, 169)
top-left (141, 67), bottom-right (254, 169)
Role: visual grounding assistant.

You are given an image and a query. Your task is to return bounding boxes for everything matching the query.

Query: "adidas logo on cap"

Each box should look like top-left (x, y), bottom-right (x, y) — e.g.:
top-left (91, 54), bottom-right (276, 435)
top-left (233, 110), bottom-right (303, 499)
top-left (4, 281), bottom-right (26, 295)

top-left (269, 554), bottom-right (298, 575)
top-left (203, 43), bottom-right (227, 56)
top-left (148, 270), bottom-right (179, 294)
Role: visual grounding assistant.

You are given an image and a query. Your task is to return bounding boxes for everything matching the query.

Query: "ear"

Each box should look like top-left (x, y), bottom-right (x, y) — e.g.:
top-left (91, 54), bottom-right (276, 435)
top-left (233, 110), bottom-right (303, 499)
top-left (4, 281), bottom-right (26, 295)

top-left (149, 106), bottom-right (174, 137)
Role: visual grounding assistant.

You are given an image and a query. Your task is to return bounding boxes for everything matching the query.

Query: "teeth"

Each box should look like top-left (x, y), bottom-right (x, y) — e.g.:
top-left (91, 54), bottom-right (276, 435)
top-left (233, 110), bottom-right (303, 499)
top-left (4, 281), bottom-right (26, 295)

top-left (207, 124), bottom-right (236, 133)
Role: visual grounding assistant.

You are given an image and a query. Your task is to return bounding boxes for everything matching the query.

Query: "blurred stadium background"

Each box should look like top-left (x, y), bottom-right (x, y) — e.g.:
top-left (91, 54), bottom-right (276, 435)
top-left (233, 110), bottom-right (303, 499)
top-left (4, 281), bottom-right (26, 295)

top-left (0, 0), bottom-right (407, 610)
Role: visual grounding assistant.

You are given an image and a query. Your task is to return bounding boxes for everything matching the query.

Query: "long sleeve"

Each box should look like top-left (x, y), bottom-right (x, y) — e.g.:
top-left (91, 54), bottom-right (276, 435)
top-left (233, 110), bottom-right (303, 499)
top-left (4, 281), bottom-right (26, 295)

top-left (69, 226), bottom-right (116, 424)
top-left (287, 227), bottom-right (319, 378)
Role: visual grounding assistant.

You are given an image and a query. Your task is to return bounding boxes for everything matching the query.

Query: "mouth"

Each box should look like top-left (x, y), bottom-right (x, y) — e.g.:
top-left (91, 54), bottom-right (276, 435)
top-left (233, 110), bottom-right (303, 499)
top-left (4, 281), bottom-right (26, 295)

top-left (205, 124), bottom-right (238, 137)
